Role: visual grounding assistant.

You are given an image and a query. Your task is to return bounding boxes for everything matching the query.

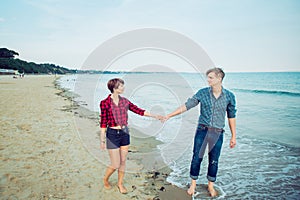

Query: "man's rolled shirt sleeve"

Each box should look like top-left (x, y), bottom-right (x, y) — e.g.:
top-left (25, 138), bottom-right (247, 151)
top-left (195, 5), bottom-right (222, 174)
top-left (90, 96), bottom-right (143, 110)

top-left (227, 93), bottom-right (237, 118)
top-left (185, 95), bottom-right (200, 111)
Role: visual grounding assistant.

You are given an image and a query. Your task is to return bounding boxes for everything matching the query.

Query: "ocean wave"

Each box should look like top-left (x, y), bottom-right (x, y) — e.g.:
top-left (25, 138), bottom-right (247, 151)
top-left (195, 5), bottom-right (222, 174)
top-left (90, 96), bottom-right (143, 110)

top-left (232, 88), bottom-right (300, 97)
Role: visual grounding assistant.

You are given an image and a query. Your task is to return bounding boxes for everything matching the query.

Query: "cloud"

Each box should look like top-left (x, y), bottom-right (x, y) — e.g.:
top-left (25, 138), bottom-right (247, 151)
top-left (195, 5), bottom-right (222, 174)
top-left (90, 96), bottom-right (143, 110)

top-left (0, 17), bottom-right (4, 22)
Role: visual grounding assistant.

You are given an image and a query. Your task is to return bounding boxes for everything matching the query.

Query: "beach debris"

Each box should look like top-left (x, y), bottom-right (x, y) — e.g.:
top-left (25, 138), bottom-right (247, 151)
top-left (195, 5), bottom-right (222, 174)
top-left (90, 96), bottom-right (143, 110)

top-left (16, 124), bottom-right (32, 132)
top-left (40, 149), bottom-right (55, 156)
top-left (128, 149), bottom-right (138, 153)
top-left (154, 171), bottom-right (160, 178)
top-left (159, 186), bottom-right (166, 192)
top-left (135, 173), bottom-right (141, 178)
top-left (132, 185), bottom-right (137, 191)
top-left (40, 170), bottom-right (49, 177)
top-left (146, 171), bottom-right (161, 179)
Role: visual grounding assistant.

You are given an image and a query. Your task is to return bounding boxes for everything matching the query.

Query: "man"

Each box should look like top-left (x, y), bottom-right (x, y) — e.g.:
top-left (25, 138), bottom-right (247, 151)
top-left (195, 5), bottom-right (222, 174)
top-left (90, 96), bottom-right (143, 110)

top-left (163, 68), bottom-right (237, 197)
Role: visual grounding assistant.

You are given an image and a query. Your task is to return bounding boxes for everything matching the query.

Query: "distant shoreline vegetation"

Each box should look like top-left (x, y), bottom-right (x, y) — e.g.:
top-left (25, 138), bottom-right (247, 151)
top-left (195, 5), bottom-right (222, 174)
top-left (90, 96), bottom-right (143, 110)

top-left (0, 47), bottom-right (173, 75)
top-left (0, 48), bottom-right (77, 74)
top-left (1, 48), bottom-right (299, 75)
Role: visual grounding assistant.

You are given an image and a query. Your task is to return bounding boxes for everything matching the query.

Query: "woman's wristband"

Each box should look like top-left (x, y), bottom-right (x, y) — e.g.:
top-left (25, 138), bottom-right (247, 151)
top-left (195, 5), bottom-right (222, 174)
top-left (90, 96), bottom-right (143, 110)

top-left (101, 137), bottom-right (106, 143)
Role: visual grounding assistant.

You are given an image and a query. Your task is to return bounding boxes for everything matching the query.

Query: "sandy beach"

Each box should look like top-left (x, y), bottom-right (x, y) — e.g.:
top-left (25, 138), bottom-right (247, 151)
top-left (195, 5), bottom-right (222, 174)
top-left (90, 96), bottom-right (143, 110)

top-left (0, 75), bottom-right (191, 200)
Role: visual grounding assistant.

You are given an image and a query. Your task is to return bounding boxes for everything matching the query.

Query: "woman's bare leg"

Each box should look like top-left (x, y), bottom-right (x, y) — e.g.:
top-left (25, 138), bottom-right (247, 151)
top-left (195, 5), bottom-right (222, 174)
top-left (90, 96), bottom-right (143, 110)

top-left (103, 149), bottom-right (120, 189)
top-left (103, 167), bottom-right (115, 189)
top-left (118, 145), bottom-right (129, 194)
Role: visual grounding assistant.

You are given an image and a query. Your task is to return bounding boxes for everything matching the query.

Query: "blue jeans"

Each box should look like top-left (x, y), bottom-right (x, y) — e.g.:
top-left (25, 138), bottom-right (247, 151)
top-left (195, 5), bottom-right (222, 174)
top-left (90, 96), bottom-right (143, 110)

top-left (190, 126), bottom-right (224, 182)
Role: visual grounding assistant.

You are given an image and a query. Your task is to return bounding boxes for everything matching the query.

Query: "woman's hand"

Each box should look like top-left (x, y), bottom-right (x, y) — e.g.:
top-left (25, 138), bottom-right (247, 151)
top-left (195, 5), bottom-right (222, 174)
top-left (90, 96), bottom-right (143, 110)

top-left (100, 128), bottom-right (107, 150)
top-left (100, 141), bottom-right (106, 150)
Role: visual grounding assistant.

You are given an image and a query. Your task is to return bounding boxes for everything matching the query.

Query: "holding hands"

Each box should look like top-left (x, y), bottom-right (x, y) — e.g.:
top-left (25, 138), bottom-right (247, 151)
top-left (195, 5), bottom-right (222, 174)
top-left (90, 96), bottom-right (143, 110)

top-left (144, 111), bottom-right (166, 122)
top-left (145, 111), bottom-right (169, 123)
top-left (151, 104), bottom-right (187, 123)
top-left (153, 114), bottom-right (169, 123)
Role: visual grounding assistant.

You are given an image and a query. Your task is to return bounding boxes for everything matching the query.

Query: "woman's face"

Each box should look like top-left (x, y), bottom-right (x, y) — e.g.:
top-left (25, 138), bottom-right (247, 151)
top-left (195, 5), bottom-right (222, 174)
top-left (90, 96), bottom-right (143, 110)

top-left (115, 83), bottom-right (125, 94)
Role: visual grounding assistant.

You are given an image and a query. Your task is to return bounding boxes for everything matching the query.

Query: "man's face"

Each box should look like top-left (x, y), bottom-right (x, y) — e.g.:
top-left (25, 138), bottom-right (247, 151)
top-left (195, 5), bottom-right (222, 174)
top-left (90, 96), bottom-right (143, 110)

top-left (207, 72), bottom-right (222, 87)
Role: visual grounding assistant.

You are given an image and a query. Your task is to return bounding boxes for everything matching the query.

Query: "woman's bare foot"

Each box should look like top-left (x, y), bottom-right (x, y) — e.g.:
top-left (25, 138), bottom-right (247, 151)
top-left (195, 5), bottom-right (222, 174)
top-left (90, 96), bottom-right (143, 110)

top-left (187, 184), bottom-right (196, 196)
top-left (117, 184), bottom-right (128, 194)
top-left (103, 178), bottom-right (112, 190)
top-left (207, 186), bottom-right (217, 197)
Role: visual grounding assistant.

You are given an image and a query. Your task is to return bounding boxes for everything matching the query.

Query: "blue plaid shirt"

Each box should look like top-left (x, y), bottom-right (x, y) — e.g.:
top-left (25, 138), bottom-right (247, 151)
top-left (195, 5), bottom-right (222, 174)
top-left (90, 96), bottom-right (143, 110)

top-left (185, 87), bottom-right (236, 129)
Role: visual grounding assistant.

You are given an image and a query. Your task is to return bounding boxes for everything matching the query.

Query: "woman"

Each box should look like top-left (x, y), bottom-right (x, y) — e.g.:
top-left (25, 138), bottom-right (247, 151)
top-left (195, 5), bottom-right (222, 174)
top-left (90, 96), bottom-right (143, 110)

top-left (100, 78), bottom-right (159, 194)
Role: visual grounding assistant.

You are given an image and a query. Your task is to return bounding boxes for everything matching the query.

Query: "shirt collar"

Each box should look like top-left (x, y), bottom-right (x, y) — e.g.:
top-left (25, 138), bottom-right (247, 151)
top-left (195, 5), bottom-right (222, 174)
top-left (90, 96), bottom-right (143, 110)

top-left (209, 86), bottom-right (225, 97)
top-left (106, 94), bottom-right (123, 102)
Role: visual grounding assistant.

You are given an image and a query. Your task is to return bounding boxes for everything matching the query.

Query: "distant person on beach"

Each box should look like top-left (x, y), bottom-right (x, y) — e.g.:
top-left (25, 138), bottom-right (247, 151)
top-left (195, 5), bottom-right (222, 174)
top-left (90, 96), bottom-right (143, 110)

top-left (99, 78), bottom-right (161, 194)
top-left (162, 68), bottom-right (237, 197)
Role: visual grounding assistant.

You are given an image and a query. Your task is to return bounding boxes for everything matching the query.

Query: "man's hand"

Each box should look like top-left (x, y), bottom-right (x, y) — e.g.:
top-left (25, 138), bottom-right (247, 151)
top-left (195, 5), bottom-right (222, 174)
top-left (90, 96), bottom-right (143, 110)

top-left (230, 137), bottom-right (236, 148)
top-left (228, 118), bottom-right (236, 148)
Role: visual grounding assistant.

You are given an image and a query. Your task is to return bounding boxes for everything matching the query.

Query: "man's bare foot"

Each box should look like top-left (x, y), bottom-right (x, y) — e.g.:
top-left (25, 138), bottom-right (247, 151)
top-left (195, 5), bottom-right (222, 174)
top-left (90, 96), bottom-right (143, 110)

top-left (117, 185), bottom-right (127, 194)
top-left (103, 178), bottom-right (112, 190)
top-left (207, 187), bottom-right (217, 197)
top-left (187, 184), bottom-right (196, 196)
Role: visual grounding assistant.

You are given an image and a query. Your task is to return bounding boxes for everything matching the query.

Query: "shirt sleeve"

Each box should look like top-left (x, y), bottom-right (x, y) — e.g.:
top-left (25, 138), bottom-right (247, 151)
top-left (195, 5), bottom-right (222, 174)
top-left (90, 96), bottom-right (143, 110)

top-left (185, 94), bottom-right (200, 111)
top-left (227, 93), bottom-right (237, 118)
top-left (100, 101), bottom-right (108, 128)
top-left (128, 101), bottom-right (145, 116)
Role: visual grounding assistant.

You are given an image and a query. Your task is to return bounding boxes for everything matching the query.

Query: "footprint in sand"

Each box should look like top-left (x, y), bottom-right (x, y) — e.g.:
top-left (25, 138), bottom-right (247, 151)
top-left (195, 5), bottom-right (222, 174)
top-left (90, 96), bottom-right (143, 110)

top-left (16, 124), bottom-right (32, 132)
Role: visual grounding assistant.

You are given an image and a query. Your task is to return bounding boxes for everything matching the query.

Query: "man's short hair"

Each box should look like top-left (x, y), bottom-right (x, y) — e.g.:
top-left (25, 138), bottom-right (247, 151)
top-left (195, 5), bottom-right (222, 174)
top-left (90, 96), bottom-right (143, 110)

top-left (107, 78), bottom-right (124, 93)
top-left (206, 67), bottom-right (225, 81)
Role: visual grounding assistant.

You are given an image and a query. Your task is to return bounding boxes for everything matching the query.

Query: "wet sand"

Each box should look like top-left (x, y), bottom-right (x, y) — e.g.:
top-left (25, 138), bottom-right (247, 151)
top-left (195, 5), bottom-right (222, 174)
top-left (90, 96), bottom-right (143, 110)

top-left (0, 75), bottom-right (191, 200)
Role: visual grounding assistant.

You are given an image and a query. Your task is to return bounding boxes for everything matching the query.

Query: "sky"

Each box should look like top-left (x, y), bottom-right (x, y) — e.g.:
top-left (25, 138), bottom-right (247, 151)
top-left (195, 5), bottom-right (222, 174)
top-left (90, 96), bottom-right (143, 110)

top-left (1, 0), bottom-right (300, 72)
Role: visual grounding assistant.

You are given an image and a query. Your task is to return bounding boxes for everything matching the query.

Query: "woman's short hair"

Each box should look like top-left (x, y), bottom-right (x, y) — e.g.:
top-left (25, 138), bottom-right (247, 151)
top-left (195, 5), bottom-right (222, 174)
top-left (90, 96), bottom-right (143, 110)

top-left (206, 67), bottom-right (225, 81)
top-left (107, 78), bottom-right (124, 93)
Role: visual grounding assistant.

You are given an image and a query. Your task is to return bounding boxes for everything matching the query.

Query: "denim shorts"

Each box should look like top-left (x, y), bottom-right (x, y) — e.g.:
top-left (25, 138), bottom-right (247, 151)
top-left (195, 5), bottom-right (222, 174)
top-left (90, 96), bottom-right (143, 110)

top-left (106, 127), bottom-right (130, 149)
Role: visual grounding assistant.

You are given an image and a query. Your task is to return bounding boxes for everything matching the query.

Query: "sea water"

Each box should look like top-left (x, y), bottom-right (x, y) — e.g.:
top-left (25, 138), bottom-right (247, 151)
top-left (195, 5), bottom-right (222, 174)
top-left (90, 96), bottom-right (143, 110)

top-left (59, 72), bottom-right (300, 199)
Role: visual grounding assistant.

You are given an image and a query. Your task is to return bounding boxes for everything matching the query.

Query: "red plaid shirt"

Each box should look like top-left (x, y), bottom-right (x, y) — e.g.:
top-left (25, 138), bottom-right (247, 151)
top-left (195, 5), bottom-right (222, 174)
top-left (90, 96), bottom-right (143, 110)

top-left (100, 94), bottom-right (145, 128)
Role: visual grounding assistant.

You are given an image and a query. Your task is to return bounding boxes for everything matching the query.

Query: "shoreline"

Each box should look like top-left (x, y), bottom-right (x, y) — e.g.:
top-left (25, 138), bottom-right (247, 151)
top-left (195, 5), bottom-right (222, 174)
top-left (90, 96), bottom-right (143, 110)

top-left (54, 76), bottom-right (191, 200)
top-left (0, 75), bottom-right (191, 199)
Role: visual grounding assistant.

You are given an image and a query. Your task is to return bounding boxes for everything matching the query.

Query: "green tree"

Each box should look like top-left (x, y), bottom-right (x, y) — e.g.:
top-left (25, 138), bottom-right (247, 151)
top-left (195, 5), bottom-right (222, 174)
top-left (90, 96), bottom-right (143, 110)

top-left (0, 48), bottom-right (19, 58)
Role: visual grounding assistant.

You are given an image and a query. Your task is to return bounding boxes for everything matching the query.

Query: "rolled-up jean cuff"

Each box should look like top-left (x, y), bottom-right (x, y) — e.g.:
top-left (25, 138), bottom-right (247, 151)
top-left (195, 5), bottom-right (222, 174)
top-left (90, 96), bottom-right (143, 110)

top-left (190, 174), bottom-right (198, 180)
top-left (207, 175), bottom-right (216, 182)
